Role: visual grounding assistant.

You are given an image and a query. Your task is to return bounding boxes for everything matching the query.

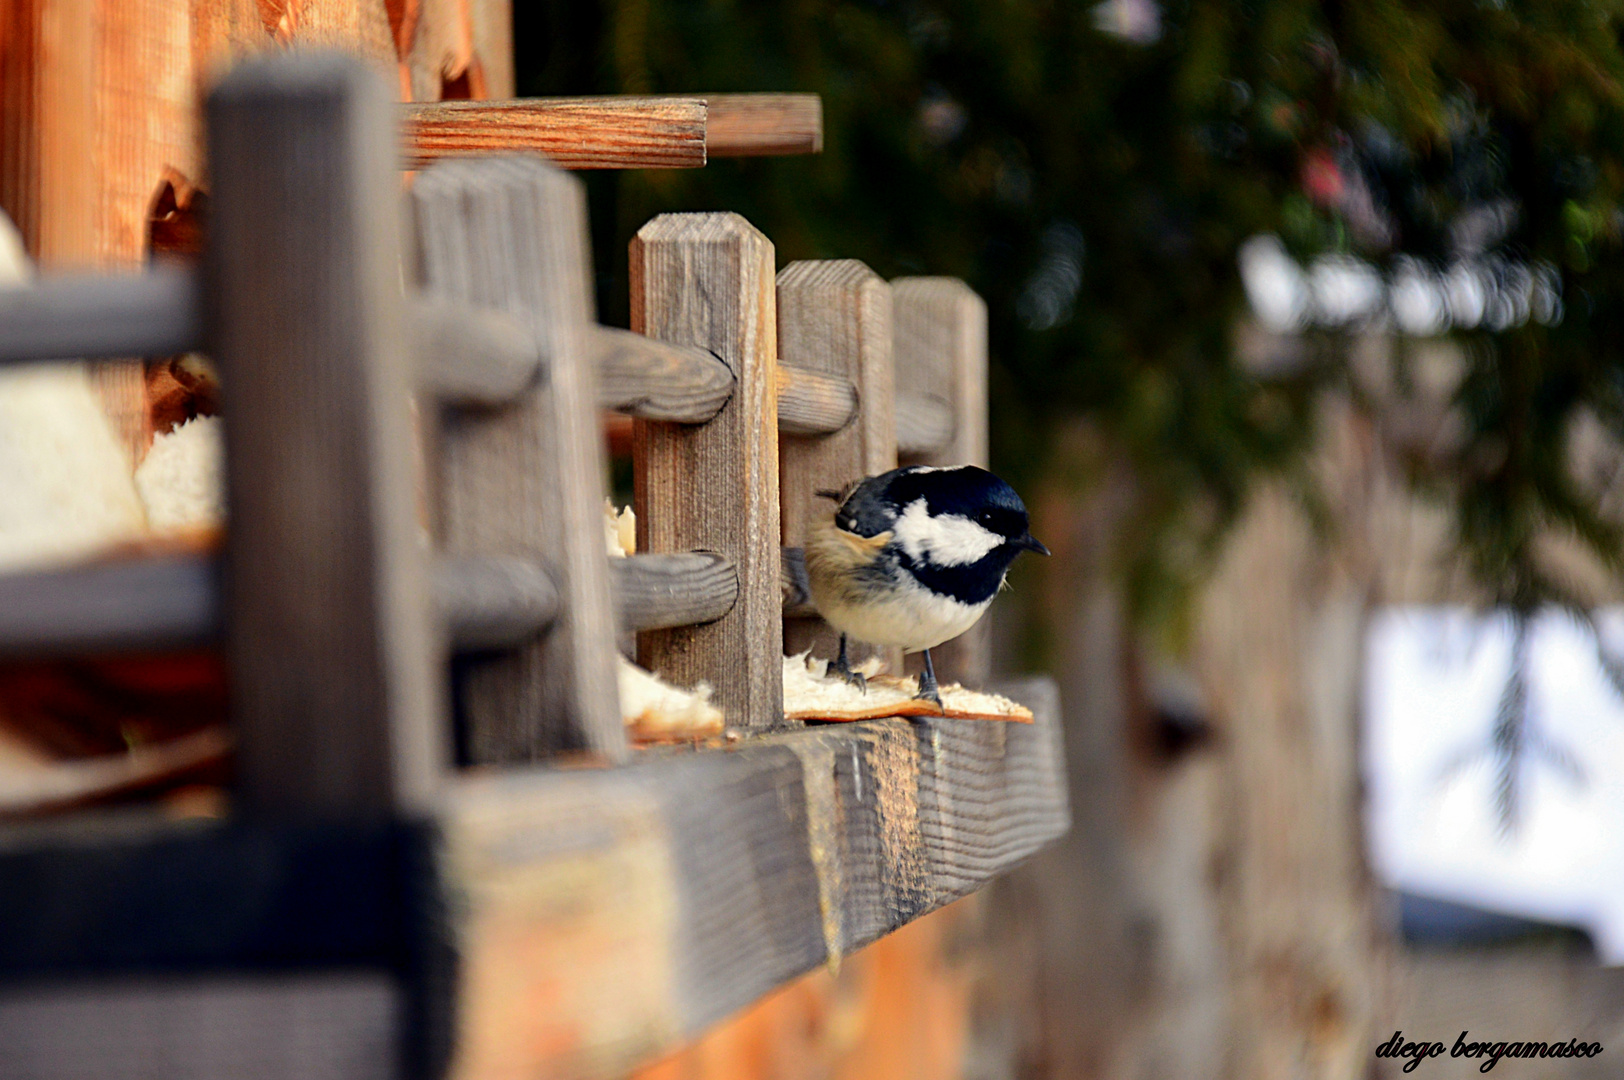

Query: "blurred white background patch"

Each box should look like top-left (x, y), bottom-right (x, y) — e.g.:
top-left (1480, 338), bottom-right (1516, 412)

top-left (1365, 607), bottom-right (1624, 962)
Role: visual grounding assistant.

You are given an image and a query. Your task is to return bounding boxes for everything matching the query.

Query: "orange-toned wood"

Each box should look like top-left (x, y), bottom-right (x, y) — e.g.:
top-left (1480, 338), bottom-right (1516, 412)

top-left (632, 901), bottom-right (980, 1080)
top-left (706, 94), bottom-right (822, 158)
top-left (1, 0), bottom-right (507, 458)
top-left (403, 97), bottom-right (708, 169)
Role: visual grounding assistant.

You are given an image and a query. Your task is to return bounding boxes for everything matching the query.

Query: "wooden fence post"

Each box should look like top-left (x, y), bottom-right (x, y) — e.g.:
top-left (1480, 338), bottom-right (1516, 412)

top-left (892, 277), bottom-right (990, 686)
top-left (777, 260), bottom-right (898, 669)
top-left (631, 214), bottom-right (781, 731)
top-left (206, 53), bottom-right (444, 816)
top-left (412, 157), bottom-right (624, 764)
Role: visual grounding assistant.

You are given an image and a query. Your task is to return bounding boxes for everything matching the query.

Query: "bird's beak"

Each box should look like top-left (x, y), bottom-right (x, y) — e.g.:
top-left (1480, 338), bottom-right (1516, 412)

top-left (1012, 531), bottom-right (1050, 556)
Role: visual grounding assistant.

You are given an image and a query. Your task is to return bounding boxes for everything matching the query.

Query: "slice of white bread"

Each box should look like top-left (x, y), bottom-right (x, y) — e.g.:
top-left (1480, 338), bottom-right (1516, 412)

top-left (783, 652), bottom-right (1033, 723)
top-left (0, 213), bottom-right (149, 573)
top-left (135, 415), bottom-right (225, 533)
top-left (619, 654), bottom-right (724, 742)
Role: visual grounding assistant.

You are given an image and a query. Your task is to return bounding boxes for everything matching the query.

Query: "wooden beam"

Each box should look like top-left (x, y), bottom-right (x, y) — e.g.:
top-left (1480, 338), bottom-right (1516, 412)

top-left (705, 94), bottom-right (823, 157)
top-left (775, 359), bottom-right (859, 437)
top-left (595, 326), bottom-right (734, 423)
top-left (0, 264), bottom-right (200, 364)
top-left (206, 52), bottom-right (445, 818)
top-left (0, 680), bottom-right (1066, 1080)
top-left (402, 98), bottom-right (708, 170)
top-left (411, 297), bottom-right (542, 407)
top-left (893, 278), bottom-right (990, 685)
top-left (632, 213), bottom-right (783, 732)
top-left (436, 555), bottom-right (560, 650)
top-left (777, 261), bottom-right (898, 670)
top-left (412, 156), bottom-right (624, 763)
top-left (612, 551), bottom-right (738, 632)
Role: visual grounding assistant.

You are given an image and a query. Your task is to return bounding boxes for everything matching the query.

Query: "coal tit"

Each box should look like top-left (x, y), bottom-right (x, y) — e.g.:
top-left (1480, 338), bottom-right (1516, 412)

top-left (805, 464), bottom-right (1048, 709)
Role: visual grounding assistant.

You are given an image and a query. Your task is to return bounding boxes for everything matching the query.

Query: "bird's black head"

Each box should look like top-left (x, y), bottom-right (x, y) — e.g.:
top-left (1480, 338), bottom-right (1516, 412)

top-left (833, 465), bottom-right (1048, 604)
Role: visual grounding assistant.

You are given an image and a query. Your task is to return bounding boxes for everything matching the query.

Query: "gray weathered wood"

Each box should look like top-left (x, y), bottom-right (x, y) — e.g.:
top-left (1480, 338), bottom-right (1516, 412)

top-left (776, 360), bottom-right (859, 436)
top-left (0, 973), bottom-right (399, 1080)
top-left (777, 261), bottom-right (898, 668)
top-left (0, 549), bottom-right (813, 657)
top-left (413, 156), bottom-right (623, 763)
top-left (612, 551), bottom-right (737, 631)
top-left (437, 676), bottom-right (1066, 1077)
top-left (595, 326), bottom-right (734, 423)
top-left (0, 682), bottom-right (1066, 1080)
top-left (411, 296), bottom-right (543, 407)
top-left (207, 52), bottom-right (444, 818)
top-left (895, 391), bottom-right (954, 457)
top-left (893, 277), bottom-right (991, 685)
top-left (0, 553), bottom-right (216, 657)
top-left (437, 555), bottom-right (560, 650)
top-left (0, 264), bottom-right (201, 364)
top-left (632, 213), bottom-right (783, 731)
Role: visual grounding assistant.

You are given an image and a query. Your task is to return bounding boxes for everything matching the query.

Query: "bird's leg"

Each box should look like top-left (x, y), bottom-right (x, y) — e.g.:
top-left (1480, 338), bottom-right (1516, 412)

top-left (915, 648), bottom-right (944, 712)
top-left (830, 633), bottom-right (867, 693)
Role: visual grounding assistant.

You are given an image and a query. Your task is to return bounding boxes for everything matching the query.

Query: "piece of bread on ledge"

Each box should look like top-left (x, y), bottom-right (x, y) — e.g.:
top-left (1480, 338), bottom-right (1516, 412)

top-left (783, 652), bottom-right (1033, 723)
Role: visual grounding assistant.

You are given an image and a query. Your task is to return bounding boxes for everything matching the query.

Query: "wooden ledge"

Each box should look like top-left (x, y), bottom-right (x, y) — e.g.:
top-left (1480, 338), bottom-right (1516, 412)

top-left (402, 94), bottom-right (824, 171)
top-left (0, 679), bottom-right (1066, 1079)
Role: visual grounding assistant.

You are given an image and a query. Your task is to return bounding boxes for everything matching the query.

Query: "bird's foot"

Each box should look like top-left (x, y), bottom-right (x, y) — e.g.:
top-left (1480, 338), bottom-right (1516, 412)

top-left (914, 648), bottom-right (945, 713)
top-left (912, 682), bottom-right (944, 712)
top-left (834, 664), bottom-right (868, 694)
top-left (831, 635), bottom-right (867, 694)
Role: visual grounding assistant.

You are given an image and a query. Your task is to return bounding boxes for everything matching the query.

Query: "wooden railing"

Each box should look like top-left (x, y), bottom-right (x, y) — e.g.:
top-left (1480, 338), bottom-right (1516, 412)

top-left (0, 52), bottom-right (1067, 1080)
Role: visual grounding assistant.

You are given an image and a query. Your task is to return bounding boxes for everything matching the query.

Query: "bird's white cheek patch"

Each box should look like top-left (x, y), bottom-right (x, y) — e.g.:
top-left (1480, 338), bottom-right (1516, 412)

top-left (893, 498), bottom-right (1002, 567)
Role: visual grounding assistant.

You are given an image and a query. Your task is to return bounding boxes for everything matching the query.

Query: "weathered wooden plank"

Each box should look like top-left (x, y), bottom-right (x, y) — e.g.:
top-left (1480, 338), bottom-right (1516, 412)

top-left (411, 296), bottom-right (541, 407)
top-left (777, 261), bottom-right (898, 668)
top-left (0, 972), bottom-right (400, 1080)
top-left (0, 681), bottom-right (1066, 1079)
top-left (775, 360), bottom-right (859, 437)
top-left (595, 326), bottom-right (734, 423)
top-left (207, 52), bottom-right (444, 817)
top-left (705, 94), bottom-right (822, 157)
top-left (436, 555), bottom-right (559, 650)
top-left (403, 98), bottom-right (708, 170)
top-left (412, 156), bottom-right (624, 763)
top-left (612, 551), bottom-right (738, 631)
top-left (0, 549), bottom-right (805, 658)
top-left (632, 213), bottom-right (782, 732)
top-left (892, 277), bottom-right (990, 685)
top-left (0, 264), bottom-right (200, 364)
top-left (0, 552), bottom-right (215, 657)
top-left (895, 391), bottom-right (954, 457)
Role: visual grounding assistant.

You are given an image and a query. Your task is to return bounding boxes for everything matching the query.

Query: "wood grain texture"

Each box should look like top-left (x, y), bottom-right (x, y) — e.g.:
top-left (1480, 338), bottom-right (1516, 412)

top-left (412, 155), bottom-right (623, 762)
top-left (0, 264), bottom-right (201, 364)
top-left (612, 551), bottom-right (738, 631)
top-left (0, 683), bottom-right (1066, 1079)
top-left (775, 360), bottom-right (859, 437)
top-left (777, 261), bottom-right (897, 669)
top-left (595, 326), bottom-right (735, 423)
top-left (207, 52), bottom-right (444, 817)
top-left (632, 213), bottom-right (782, 731)
top-left (403, 98), bottom-right (708, 170)
top-left (892, 277), bottom-right (990, 686)
top-left (705, 94), bottom-right (822, 157)
top-left (410, 295), bottom-right (542, 406)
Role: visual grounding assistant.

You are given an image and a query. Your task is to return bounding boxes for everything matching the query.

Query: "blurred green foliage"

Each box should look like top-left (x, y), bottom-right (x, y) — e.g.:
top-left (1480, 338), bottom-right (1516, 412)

top-left (516, 0), bottom-right (1624, 627)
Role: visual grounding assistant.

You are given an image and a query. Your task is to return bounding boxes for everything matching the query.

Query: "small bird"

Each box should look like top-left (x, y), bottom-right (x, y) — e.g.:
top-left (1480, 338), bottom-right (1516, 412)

top-left (805, 464), bottom-right (1049, 709)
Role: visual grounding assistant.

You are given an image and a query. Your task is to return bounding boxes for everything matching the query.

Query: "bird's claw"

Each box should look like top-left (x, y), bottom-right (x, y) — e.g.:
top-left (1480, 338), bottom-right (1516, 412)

top-left (913, 684), bottom-right (944, 712)
top-left (830, 658), bottom-right (868, 694)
